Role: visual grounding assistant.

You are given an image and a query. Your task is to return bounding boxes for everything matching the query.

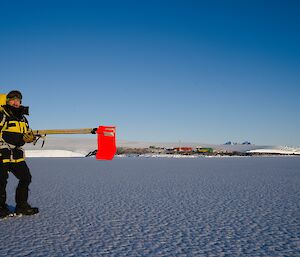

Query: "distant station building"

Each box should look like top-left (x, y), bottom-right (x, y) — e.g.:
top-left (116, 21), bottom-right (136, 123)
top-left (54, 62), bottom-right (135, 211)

top-left (173, 147), bottom-right (193, 153)
top-left (148, 146), bottom-right (166, 154)
top-left (196, 147), bottom-right (214, 154)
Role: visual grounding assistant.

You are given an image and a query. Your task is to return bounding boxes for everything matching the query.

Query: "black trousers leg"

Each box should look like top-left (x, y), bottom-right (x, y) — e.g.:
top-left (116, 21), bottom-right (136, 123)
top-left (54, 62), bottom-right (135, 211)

top-left (10, 161), bottom-right (32, 206)
top-left (0, 163), bottom-right (9, 206)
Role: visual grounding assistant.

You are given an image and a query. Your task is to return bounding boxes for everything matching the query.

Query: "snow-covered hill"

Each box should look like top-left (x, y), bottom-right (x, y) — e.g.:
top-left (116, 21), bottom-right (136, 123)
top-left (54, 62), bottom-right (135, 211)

top-left (24, 137), bottom-right (96, 157)
top-left (26, 150), bottom-right (85, 158)
top-left (248, 146), bottom-right (300, 155)
top-left (23, 136), bottom-right (300, 157)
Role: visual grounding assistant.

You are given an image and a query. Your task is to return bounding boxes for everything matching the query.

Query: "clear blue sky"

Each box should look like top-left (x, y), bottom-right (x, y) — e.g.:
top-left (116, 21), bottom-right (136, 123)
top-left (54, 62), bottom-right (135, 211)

top-left (1, 0), bottom-right (299, 146)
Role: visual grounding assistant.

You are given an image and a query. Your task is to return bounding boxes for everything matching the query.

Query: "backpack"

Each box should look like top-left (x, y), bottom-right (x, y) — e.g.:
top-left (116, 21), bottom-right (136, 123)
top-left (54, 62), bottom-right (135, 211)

top-left (0, 94), bottom-right (7, 106)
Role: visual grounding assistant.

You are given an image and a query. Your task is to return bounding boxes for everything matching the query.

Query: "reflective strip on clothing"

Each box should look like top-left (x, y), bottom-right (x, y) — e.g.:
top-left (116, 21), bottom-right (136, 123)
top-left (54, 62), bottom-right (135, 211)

top-left (2, 158), bottom-right (25, 163)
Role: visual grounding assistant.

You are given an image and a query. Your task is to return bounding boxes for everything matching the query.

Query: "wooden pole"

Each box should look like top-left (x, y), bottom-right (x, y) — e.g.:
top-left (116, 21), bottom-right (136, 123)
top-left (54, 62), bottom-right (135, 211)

top-left (32, 128), bottom-right (96, 135)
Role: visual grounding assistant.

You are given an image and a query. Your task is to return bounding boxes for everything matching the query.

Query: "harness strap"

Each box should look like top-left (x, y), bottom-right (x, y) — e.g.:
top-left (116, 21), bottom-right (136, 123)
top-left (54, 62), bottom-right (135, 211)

top-left (0, 113), bottom-right (6, 131)
top-left (0, 113), bottom-right (24, 163)
top-left (0, 145), bottom-right (25, 163)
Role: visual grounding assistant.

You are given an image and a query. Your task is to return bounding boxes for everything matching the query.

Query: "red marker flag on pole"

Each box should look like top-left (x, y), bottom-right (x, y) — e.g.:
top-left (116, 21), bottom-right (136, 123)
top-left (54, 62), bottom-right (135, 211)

top-left (96, 126), bottom-right (116, 160)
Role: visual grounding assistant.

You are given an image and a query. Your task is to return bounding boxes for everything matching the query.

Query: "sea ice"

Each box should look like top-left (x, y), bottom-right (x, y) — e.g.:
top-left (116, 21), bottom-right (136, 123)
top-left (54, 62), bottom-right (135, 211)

top-left (0, 157), bottom-right (299, 256)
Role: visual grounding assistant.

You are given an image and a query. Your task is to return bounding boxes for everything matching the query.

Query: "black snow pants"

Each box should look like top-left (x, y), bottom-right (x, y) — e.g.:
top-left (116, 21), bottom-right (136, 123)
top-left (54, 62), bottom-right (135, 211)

top-left (0, 148), bottom-right (32, 207)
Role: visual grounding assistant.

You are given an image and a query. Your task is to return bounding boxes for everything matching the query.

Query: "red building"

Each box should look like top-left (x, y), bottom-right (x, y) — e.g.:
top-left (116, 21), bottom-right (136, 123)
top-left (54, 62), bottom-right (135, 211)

top-left (173, 147), bottom-right (193, 152)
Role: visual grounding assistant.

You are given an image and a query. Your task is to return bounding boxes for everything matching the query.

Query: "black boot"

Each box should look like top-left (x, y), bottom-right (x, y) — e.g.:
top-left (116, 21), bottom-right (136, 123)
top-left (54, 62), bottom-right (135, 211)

top-left (15, 203), bottom-right (39, 216)
top-left (15, 187), bottom-right (38, 215)
top-left (0, 204), bottom-right (11, 219)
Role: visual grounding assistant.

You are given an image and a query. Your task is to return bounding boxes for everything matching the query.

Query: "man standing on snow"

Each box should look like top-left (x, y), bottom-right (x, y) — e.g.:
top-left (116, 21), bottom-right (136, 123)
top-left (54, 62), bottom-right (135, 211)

top-left (0, 90), bottom-right (39, 218)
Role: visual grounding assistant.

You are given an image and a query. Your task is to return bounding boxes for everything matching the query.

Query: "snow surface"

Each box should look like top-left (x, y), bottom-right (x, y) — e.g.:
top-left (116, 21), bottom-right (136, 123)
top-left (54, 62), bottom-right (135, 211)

top-left (1, 157), bottom-right (299, 256)
top-left (26, 150), bottom-right (85, 158)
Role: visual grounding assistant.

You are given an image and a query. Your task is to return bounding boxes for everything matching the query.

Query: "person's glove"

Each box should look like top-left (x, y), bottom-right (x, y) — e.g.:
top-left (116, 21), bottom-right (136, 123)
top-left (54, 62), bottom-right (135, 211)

top-left (23, 130), bottom-right (36, 143)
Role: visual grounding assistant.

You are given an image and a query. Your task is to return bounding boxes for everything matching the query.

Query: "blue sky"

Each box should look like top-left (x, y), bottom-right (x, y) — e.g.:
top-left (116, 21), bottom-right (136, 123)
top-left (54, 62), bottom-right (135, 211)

top-left (1, 0), bottom-right (299, 146)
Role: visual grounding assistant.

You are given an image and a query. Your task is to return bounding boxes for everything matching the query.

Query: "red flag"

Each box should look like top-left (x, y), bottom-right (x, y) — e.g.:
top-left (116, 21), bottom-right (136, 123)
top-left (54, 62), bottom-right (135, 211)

top-left (96, 126), bottom-right (116, 160)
